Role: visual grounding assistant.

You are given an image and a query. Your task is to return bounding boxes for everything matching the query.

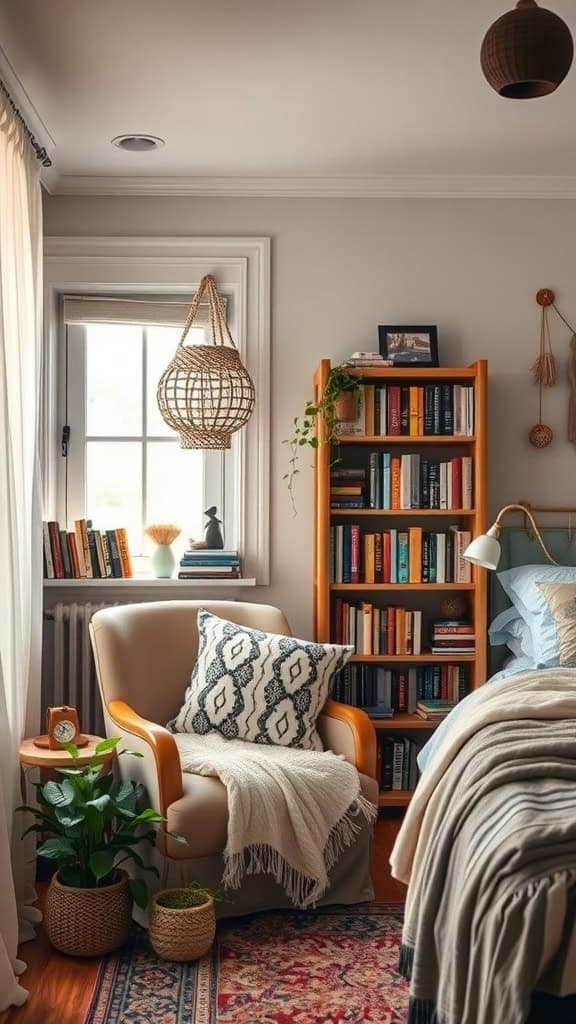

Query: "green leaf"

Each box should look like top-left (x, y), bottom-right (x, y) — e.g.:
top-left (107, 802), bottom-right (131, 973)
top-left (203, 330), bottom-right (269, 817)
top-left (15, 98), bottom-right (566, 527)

top-left (95, 737), bottom-right (120, 755)
top-left (133, 808), bottom-right (165, 823)
top-left (62, 742), bottom-right (80, 760)
top-left (84, 794), bottom-right (111, 812)
top-left (128, 878), bottom-right (149, 911)
top-left (89, 848), bottom-right (115, 880)
top-left (37, 837), bottom-right (76, 860)
top-left (165, 830), bottom-right (188, 845)
top-left (309, 437), bottom-right (319, 448)
top-left (55, 807), bottom-right (85, 828)
top-left (117, 749), bottom-right (144, 759)
top-left (42, 780), bottom-right (76, 808)
top-left (54, 768), bottom-right (84, 777)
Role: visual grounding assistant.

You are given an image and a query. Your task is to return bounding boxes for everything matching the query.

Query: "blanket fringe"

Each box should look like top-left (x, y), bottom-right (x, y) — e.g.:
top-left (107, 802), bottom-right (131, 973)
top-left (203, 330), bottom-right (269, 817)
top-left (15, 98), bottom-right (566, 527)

top-left (407, 998), bottom-right (441, 1024)
top-left (222, 794), bottom-right (377, 910)
top-left (399, 942), bottom-right (414, 980)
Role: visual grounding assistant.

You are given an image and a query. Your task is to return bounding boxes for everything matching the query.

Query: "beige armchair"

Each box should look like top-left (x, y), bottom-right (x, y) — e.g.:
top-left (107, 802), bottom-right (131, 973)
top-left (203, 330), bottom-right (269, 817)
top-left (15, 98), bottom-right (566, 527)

top-left (90, 600), bottom-right (378, 917)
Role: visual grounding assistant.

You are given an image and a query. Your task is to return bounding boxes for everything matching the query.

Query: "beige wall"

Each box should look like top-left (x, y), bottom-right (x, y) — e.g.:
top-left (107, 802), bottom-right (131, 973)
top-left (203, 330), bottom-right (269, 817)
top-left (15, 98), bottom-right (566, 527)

top-left (43, 196), bottom-right (576, 638)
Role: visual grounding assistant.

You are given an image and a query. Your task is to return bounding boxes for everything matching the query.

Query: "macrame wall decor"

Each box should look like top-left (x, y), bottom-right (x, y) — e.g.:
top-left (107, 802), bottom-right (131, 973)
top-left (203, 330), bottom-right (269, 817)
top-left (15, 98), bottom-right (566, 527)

top-left (157, 274), bottom-right (255, 450)
top-left (528, 288), bottom-right (576, 449)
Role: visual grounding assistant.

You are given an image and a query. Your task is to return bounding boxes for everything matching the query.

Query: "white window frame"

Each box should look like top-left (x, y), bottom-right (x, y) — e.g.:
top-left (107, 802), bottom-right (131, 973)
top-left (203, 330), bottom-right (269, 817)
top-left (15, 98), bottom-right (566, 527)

top-left (65, 321), bottom-right (228, 558)
top-left (43, 237), bottom-right (270, 584)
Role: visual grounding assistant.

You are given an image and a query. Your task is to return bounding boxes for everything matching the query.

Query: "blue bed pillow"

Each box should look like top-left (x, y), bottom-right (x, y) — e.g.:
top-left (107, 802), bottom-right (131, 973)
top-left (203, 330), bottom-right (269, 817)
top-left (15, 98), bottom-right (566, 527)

top-left (497, 564), bottom-right (576, 668)
top-left (488, 607), bottom-right (533, 660)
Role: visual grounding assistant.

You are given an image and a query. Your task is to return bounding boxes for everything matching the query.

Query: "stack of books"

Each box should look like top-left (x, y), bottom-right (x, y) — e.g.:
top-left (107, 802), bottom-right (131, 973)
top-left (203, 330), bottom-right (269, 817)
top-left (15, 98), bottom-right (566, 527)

top-left (330, 467), bottom-right (366, 510)
top-left (178, 549), bottom-right (241, 580)
top-left (335, 383), bottom-right (475, 437)
top-left (431, 620), bottom-right (475, 655)
top-left (330, 525), bottom-right (472, 584)
top-left (346, 352), bottom-right (393, 368)
top-left (332, 663), bottom-right (469, 711)
top-left (379, 736), bottom-right (423, 792)
top-left (415, 699), bottom-right (457, 723)
top-left (367, 453), bottom-right (473, 510)
top-left (334, 601), bottom-right (422, 656)
top-left (42, 519), bottom-right (133, 579)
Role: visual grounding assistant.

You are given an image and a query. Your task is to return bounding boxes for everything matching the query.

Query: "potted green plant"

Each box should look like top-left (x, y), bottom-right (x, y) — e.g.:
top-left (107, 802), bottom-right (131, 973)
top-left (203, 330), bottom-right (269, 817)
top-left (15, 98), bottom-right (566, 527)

top-left (149, 883), bottom-right (224, 961)
top-left (284, 364), bottom-right (363, 512)
top-left (18, 737), bottom-right (185, 957)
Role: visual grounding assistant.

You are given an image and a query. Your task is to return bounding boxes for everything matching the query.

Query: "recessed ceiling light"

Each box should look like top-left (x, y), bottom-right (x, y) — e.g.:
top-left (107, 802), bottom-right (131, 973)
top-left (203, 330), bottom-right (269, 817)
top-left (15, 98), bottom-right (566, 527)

top-left (111, 134), bottom-right (165, 152)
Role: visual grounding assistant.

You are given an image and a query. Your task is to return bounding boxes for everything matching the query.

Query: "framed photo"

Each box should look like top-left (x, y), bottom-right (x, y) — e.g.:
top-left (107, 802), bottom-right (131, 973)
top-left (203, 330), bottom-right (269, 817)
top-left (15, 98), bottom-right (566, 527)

top-left (378, 325), bottom-right (439, 367)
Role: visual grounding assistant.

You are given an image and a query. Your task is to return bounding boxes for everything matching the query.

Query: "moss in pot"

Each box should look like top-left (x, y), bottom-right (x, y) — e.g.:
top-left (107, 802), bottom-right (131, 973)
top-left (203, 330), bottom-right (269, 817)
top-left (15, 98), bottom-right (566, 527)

top-left (18, 737), bottom-right (186, 957)
top-left (149, 883), bottom-right (225, 961)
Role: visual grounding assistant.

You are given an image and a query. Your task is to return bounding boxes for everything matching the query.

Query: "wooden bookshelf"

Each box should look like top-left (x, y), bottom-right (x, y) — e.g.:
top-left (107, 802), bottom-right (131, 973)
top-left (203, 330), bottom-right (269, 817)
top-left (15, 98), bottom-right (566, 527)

top-left (313, 359), bottom-right (487, 809)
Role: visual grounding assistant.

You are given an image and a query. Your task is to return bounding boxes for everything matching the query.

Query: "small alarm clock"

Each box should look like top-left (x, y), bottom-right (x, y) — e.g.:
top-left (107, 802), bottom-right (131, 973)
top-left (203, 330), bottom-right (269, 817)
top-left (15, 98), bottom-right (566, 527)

top-left (33, 706), bottom-right (89, 749)
top-left (47, 706), bottom-right (80, 749)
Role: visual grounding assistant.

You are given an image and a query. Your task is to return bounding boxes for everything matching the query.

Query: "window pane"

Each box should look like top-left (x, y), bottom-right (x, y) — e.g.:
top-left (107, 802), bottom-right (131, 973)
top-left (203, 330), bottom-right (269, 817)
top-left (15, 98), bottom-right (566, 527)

top-left (86, 442), bottom-right (142, 553)
top-left (147, 325), bottom-right (206, 437)
top-left (86, 324), bottom-right (142, 436)
top-left (146, 442), bottom-right (205, 549)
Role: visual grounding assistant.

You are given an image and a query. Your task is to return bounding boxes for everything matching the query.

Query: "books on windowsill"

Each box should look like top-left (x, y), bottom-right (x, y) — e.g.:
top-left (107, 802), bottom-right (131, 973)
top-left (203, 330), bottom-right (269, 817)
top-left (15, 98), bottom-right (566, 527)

top-left (42, 519), bottom-right (133, 579)
top-left (178, 549), bottom-right (241, 580)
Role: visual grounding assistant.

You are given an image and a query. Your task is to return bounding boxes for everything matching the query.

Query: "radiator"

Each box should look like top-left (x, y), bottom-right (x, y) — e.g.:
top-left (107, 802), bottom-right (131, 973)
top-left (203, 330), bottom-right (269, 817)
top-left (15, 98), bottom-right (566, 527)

top-left (44, 602), bottom-right (110, 737)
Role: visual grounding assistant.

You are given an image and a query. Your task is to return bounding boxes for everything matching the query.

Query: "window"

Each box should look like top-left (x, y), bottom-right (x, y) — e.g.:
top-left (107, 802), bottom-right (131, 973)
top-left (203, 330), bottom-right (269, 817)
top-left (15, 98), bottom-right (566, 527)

top-left (64, 316), bottom-right (229, 561)
top-left (44, 236), bottom-right (270, 584)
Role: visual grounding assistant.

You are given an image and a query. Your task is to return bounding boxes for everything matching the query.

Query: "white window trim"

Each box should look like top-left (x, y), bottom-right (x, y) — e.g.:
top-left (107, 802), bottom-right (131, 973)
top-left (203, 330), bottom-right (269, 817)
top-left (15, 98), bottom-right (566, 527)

top-left (43, 236), bottom-right (271, 585)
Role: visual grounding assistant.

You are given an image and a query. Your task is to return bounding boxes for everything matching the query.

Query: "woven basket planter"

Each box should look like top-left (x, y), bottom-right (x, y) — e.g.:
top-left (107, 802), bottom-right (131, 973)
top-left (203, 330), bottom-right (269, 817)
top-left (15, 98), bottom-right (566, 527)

top-left (157, 274), bottom-right (255, 450)
top-left (45, 870), bottom-right (131, 957)
top-left (149, 890), bottom-right (216, 962)
top-left (333, 391), bottom-right (358, 423)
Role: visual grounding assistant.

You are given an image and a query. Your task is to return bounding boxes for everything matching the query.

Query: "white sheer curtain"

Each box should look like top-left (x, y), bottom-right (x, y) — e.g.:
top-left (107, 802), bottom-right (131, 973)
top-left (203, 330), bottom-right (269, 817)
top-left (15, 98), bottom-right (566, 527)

top-left (0, 93), bottom-right (44, 1009)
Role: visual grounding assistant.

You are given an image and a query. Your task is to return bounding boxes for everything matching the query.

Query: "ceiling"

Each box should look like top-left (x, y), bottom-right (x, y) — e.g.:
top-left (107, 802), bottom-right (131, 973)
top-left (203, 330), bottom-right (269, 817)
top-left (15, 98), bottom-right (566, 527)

top-left (2, 0), bottom-right (576, 196)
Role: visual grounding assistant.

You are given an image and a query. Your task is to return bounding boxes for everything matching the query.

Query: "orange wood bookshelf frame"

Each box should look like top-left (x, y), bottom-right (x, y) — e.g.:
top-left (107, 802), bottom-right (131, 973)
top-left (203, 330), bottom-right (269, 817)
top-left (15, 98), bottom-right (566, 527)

top-left (313, 359), bottom-right (488, 806)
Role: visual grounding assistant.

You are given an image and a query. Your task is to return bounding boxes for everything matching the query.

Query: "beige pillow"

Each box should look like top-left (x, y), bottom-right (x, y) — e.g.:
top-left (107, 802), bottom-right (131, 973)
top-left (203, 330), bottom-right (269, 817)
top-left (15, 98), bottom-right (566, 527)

top-left (537, 582), bottom-right (576, 666)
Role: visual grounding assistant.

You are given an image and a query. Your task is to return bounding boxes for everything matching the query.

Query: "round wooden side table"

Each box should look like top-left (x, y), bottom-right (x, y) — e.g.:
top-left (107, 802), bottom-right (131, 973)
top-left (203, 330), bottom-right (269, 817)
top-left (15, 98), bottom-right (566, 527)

top-left (19, 734), bottom-right (115, 769)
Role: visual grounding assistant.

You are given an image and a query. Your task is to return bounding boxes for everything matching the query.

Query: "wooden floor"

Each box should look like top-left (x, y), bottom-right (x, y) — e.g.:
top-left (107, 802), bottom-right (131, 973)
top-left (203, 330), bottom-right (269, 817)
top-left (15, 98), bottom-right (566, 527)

top-left (0, 814), bottom-right (404, 1024)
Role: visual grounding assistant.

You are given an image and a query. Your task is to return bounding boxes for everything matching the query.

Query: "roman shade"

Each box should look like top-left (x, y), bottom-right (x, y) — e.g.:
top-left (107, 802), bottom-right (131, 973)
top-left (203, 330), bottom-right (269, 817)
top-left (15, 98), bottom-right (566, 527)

top-left (62, 294), bottom-right (227, 330)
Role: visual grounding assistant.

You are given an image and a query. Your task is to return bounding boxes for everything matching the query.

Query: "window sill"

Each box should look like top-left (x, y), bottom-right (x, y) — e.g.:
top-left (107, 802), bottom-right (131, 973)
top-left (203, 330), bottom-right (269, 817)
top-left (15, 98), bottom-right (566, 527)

top-left (43, 577), bottom-right (257, 590)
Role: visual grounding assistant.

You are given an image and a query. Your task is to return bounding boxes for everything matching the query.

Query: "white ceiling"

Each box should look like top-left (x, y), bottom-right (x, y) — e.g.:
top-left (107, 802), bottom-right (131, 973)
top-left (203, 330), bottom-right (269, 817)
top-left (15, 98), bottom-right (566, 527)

top-left (1, 0), bottom-right (576, 196)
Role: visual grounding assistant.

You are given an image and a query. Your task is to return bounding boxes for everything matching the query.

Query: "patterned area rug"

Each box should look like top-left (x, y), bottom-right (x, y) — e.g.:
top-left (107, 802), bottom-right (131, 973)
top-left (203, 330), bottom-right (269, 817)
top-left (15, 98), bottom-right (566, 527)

top-left (85, 902), bottom-right (407, 1024)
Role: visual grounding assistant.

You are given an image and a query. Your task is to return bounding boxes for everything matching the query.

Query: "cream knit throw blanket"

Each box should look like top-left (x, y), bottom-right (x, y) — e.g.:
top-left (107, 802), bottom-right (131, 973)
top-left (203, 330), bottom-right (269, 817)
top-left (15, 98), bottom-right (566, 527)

top-left (174, 732), bottom-right (377, 908)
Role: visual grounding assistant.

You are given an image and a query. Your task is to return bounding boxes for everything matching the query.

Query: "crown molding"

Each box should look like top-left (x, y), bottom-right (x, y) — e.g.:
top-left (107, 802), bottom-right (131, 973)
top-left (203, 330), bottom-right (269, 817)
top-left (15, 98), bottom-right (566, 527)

top-left (48, 172), bottom-right (576, 199)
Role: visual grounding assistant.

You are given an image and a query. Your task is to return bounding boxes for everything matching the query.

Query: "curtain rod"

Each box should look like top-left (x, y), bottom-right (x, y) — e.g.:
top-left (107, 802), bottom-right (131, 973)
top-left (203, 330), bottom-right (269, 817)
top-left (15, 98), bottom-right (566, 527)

top-left (0, 78), bottom-right (52, 167)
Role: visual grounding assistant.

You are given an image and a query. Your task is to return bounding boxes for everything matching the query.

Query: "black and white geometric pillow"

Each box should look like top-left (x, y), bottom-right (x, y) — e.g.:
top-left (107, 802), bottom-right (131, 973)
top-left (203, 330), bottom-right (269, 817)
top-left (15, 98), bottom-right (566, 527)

top-left (169, 609), bottom-right (353, 750)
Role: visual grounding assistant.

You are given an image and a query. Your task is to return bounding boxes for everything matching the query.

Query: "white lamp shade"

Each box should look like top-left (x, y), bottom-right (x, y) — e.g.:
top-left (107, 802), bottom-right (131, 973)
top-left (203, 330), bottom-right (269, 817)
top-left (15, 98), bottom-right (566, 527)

top-left (463, 532), bottom-right (501, 570)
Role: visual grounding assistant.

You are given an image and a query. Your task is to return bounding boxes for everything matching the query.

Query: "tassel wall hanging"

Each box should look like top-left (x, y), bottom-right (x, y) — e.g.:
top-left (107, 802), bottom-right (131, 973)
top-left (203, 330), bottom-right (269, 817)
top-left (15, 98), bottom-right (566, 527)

top-left (528, 288), bottom-right (576, 449)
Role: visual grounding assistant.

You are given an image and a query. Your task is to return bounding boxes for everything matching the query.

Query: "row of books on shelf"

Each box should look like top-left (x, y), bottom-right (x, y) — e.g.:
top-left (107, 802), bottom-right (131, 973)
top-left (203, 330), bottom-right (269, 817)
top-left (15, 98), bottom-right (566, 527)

top-left (335, 383), bottom-right (475, 437)
top-left (333, 602), bottom-right (475, 657)
top-left (331, 663), bottom-right (469, 711)
top-left (378, 737), bottom-right (422, 792)
top-left (178, 549), bottom-right (241, 580)
top-left (42, 520), bottom-right (133, 579)
top-left (330, 525), bottom-right (472, 584)
top-left (330, 455), bottom-right (473, 510)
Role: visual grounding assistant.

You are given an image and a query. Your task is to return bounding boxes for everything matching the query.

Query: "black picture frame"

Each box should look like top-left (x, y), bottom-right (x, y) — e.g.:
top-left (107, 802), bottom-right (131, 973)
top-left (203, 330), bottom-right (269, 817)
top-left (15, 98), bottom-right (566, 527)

top-left (378, 325), bottom-right (439, 367)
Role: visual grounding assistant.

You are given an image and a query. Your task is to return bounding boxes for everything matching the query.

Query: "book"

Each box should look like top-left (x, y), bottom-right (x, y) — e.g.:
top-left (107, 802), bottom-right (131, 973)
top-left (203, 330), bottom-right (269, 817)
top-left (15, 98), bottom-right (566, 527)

top-left (116, 528), bottom-right (133, 577)
top-left (48, 522), bottom-right (64, 579)
top-left (66, 532), bottom-right (81, 578)
top-left (106, 529), bottom-right (123, 577)
top-left (364, 385), bottom-right (375, 435)
top-left (87, 529), bottom-right (101, 577)
top-left (42, 522), bottom-right (55, 579)
top-left (59, 529), bottom-right (72, 578)
top-left (75, 519), bottom-right (92, 579)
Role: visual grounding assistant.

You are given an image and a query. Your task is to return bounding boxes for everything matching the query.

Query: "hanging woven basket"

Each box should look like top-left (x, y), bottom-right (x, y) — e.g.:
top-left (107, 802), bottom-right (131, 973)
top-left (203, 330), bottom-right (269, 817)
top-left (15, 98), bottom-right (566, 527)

top-left (157, 274), bottom-right (255, 449)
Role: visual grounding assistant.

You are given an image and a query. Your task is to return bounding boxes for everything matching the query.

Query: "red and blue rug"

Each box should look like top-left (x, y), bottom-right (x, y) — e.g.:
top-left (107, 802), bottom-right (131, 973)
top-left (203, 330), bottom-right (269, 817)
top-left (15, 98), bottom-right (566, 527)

top-left (86, 902), bottom-right (407, 1023)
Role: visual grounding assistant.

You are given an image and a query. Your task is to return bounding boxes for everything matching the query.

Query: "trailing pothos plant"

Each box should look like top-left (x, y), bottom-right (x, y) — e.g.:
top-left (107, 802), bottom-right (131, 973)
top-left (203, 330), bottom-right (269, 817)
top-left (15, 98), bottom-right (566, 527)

top-left (17, 737), bottom-right (186, 909)
top-left (283, 364), bottom-right (363, 513)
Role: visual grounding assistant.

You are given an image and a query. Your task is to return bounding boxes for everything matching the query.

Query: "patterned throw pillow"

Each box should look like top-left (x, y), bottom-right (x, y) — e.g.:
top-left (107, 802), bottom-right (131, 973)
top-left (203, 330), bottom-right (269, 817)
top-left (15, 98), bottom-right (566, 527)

top-left (169, 609), bottom-right (353, 750)
top-left (536, 582), bottom-right (576, 666)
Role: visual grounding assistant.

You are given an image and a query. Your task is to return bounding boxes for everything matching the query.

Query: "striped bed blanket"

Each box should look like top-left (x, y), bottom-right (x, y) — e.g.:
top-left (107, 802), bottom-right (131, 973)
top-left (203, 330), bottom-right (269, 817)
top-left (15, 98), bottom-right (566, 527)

top-left (390, 670), bottom-right (576, 1024)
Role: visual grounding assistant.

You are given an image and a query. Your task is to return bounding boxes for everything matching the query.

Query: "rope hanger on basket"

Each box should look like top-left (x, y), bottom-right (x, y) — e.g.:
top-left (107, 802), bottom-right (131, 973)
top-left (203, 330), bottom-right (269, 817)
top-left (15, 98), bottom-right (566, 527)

top-left (157, 274), bottom-right (255, 450)
top-left (529, 288), bottom-right (576, 449)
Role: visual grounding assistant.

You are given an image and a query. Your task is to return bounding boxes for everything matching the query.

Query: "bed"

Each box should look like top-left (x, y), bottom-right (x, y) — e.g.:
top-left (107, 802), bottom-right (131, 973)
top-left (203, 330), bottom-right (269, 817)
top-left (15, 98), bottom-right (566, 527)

top-left (391, 525), bottom-right (576, 1024)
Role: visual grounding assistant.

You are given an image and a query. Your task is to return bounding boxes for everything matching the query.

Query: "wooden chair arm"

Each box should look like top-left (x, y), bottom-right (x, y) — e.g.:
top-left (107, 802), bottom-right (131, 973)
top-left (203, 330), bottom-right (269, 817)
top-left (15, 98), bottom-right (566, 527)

top-left (107, 699), bottom-right (183, 815)
top-left (320, 700), bottom-right (377, 779)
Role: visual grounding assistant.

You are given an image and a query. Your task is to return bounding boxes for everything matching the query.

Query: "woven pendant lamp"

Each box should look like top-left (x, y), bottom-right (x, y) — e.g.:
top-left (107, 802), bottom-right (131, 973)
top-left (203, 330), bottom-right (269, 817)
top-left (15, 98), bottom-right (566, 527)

top-left (157, 275), bottom-right (255, 449)
top-left (481, 0), bottom-right (574, 98)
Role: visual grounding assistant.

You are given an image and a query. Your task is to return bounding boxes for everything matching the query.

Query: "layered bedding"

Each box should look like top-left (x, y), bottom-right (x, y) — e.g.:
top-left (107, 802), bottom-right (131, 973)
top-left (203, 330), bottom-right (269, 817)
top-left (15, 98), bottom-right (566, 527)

top-left (391, 669), bottom-right (576, 1024)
